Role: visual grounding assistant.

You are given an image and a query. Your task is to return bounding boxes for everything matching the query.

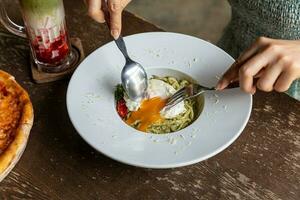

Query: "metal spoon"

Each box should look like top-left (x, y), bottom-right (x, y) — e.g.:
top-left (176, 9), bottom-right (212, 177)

top-left (117, 37), bottom-right (148, 101)
top-left (103, 2), bottom-right (148, 101)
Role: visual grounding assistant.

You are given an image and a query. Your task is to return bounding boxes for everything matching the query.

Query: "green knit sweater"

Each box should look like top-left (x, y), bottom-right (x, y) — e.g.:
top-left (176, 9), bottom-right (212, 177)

top-left (218, 0), bottom-right (300, 100)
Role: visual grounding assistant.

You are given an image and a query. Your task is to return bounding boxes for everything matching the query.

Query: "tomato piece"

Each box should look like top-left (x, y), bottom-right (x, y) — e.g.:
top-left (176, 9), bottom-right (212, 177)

top-left (117, 99), bottom-right (128, 118)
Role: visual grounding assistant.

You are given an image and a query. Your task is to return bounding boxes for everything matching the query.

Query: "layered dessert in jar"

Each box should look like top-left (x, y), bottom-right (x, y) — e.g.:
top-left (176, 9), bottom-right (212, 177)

top-left (20, 0), bottom-right (70, 66)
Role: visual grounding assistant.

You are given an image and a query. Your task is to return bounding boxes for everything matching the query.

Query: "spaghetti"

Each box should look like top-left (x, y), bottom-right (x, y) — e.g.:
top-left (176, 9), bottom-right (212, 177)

top-left (115, 76), bottom-right (200, 134)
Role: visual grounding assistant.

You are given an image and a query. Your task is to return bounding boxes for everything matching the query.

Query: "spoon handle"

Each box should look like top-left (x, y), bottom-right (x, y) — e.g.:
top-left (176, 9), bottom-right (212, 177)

top-left (102, 1), bottom-right (131, 61)
top-left (114, 36), bottom-right (131, 61)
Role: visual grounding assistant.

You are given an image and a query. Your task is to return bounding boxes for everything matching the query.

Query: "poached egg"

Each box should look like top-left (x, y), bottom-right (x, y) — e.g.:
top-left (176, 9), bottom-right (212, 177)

top-left (124, 79), bottom-right (186, 119)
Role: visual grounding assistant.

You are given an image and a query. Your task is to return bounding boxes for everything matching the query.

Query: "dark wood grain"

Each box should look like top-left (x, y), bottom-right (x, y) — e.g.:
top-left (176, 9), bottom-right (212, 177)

top-left (0, 0), bottom-right (299, 199)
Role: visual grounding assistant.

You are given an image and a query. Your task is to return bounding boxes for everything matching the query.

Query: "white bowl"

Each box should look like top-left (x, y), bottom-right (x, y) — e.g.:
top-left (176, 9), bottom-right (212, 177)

top-left (67, 32), bottom-right (252, 168)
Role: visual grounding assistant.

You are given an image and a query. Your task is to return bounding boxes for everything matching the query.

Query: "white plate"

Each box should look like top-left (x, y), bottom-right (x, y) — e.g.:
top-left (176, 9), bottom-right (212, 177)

top-left (67, 32), bottom-right (252, 169)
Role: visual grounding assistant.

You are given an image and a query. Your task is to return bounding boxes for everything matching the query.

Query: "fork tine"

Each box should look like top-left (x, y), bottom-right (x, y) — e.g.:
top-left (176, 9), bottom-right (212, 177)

top-left (167, 96), bottom-right (180, 106)
top-left (169, 88), bottom-right (185, 101)
top-left (168, 90), bottom-right (185, 102)
top-left (166, 86), bottom-right (189, 106)
top-left (165, 83), bottom-right (213, 110)
top-left (167, 91), bottom-right (185, 106)
top-left (164, 96), bottom-right (185, 110)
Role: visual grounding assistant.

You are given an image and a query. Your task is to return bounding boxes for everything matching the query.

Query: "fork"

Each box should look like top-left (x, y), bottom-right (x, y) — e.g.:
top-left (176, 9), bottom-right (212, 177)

top-left (164, 83), bottom-right (215, 110)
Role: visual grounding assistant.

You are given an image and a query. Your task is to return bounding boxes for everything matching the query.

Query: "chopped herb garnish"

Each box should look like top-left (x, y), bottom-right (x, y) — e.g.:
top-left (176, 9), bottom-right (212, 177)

top-left (115, 84), bottom-right (125, 101)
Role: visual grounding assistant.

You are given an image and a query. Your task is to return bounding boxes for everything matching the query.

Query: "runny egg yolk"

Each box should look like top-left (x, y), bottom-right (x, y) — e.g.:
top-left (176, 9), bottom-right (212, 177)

top-left (126, 97), bottom-right (166, 132)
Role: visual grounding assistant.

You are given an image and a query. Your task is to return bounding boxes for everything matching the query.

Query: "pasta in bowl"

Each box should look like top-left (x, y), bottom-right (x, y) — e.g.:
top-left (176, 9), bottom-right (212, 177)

top-left (115, 75), bottom-right (204, 134)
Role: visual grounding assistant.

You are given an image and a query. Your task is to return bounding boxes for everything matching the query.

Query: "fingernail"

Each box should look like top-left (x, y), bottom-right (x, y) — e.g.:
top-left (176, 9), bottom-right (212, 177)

top-left (111, 3), bottom-right (120, 11)
top-left (111, 29), bottom-right (119, 39)
top-left (251, 87), bottom-right (256, 95)
top-left (215, 82), bottom-right (223, 90)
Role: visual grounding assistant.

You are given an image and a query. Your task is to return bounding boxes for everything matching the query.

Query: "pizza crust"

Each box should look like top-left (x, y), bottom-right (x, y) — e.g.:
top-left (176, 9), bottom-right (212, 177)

top-left (0, 70), bottom-right (34, 182)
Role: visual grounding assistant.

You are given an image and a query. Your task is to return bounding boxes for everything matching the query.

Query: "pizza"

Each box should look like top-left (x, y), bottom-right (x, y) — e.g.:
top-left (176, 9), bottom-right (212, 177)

top-left (0, 70), bottom-right (33, 181)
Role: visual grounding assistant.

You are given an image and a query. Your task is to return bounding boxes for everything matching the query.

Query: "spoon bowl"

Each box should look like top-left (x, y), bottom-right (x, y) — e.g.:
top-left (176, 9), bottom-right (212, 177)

top-left (121, 58), bottom-right (148, 101)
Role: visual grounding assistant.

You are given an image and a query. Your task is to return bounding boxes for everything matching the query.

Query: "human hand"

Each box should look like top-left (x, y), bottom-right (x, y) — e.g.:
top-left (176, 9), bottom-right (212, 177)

top-left (85, 0), bottom-right (131, 39)
top-left (216, 37), bottom-right (300, 94)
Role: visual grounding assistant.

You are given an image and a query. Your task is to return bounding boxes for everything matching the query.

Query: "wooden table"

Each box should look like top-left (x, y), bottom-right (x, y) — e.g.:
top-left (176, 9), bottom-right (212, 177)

top-left (0, 1), bottom-right (299, 199)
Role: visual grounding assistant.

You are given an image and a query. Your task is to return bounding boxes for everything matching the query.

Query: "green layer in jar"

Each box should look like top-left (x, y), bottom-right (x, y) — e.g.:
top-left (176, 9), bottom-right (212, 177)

top-left (20, 0), bottom-right (62, 14)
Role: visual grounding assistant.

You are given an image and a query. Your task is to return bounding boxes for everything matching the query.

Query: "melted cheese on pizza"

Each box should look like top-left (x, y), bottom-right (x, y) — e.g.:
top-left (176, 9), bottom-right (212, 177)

top-left (0, 81), bottom-right (22, 154)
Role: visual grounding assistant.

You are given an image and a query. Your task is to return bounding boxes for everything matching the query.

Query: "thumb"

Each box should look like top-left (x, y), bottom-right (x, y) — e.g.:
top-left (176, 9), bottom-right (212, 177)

top-left (216, 61), bottom-right (239, 90)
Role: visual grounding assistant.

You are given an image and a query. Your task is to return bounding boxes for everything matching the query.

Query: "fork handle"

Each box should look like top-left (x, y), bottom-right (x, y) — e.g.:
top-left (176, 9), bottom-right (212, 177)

top-left (225, 78), bottom-right (262, 89)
